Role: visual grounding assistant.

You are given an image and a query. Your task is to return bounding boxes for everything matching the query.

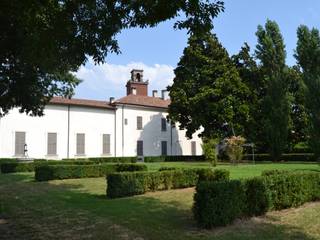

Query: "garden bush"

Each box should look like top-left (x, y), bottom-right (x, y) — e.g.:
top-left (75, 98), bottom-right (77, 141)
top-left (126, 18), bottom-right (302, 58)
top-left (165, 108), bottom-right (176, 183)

top-left (158, 167), bottom-right (177, 171)
top-left (144, 155), bottom-right (205, 162)
top-left (61, 157), bottom-right (137, 163)
top-left (1, 162), bottom-right (34, 173)
top-left (193, 171), bottom-right (320, 228)
top-left (193, 180), bottom-right (245, 228)
top-left (35, 163), bottom-right (147, 181)
top-left (114, 163), bottom-right (147, 172)
top-left (243, 153), bottom-right (316, 162)
top-left (107, 168), bottom-right (229, 198)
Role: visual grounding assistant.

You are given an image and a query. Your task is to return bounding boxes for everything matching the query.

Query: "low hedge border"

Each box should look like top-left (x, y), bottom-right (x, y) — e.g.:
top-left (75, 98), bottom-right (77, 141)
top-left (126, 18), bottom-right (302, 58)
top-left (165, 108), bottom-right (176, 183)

top-left (106, 168), bottom-right (229, 198)
top-left (61, 157), bottom-right (138, 163)
top-left (144, 155), bottom-right (205, 162)
top-left (243, 153), bottom-right (317, 162)
top-left (193, 171), bottom-right (320, 228)
top-left (35, 163), bottom-right (147, 181)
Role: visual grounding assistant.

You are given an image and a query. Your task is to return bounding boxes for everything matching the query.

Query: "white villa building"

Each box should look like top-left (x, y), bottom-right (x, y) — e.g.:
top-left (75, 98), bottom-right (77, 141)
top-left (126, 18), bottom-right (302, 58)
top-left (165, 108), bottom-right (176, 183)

top-left (0, 69), bottom-right (203, 159)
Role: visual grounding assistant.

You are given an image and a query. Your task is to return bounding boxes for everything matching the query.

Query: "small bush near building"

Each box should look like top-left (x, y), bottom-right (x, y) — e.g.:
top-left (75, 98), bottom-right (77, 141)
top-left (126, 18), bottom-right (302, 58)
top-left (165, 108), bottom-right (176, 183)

top-left (202, 138), bottom-right (218, 166)
top-left (107, 168), bottom-right (229, 198)
top-left (61, 157), bottom-right (138, 163)
top-left (193, 171), bottom-right (320, 228)
top-left (225, 136), bottom-right (246, 164)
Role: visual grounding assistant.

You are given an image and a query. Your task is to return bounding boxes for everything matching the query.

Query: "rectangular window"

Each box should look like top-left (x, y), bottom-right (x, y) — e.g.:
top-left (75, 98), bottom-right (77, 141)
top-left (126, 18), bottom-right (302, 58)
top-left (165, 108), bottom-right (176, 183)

top-left (102, 134), bottom-right (111, 155)
top-left (76, 133), bottom-right (85, 155)
top-left (15, 131), bottom-right (26, 156)
top-left (47, 133), bottom-right (57, 155)
top-left (161, 141), bottom-right (167, 156)
top-left (137, 140), bottom-right (143, 156)
top-left (137, 116), bottom-right (143, 130)
top-left (191, 141), bottom-right (196, 156)
top-left (161, 118), bottom-right (167, 132)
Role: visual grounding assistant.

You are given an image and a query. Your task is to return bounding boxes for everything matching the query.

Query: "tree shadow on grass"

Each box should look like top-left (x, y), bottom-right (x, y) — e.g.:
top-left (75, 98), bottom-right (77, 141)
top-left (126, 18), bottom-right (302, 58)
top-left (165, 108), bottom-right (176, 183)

top-left (0, 173), bottom-right (319, 240)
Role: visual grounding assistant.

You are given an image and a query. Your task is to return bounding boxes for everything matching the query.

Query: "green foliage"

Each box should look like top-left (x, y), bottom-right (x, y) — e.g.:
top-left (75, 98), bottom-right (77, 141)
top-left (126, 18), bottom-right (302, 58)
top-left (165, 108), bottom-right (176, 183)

top-left (243, 153), bottom-right (316, 162)
top-left (114, 163), bottom-right (147, 172)
top-left (225, 136), bottom-right (246, 164)
top-left (107, 168), bottom-right (229, 198)
top-left (202, 138), bottom-right (218, 166)
top-left (261, 169), bottom-right (290, 176)
top-left (193, 171), bottom-right (320, 228)
top-left (61, 157), bottom-right (137, 163)
top-left (35, 163), bottom-right (147, 181)
top-left (295, 25), bottom-right (320, 159)
top-left (168, 33), bottom-right (249, 139)
top-left (193, 180), bottom-right (245, 228)
top-left (0, 162), bottom-right (34, 173)
top-left (232, 43), bottom-right (266, 150)
top-left (158, 167), bottom-right (177, 171)
top-left (143, 155), bottom-right (205, 162)
top-left (0, 1), bottom-right (224, 115)
top-left (255, 20), bottom-right (290, 160)
top-left (197, 168), bottom-right (230, 182)
top-left (263, 172), bottom-right (320, 210)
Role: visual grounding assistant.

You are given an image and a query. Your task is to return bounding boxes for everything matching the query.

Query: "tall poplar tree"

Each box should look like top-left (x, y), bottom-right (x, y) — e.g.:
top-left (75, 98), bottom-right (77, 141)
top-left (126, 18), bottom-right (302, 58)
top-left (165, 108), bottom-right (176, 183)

top-left (295, 25), bottom-right (320, 158)
top-left (255, 20), bottom-right (290, 160)
top-left (168, 33), bottom-right (249, 139)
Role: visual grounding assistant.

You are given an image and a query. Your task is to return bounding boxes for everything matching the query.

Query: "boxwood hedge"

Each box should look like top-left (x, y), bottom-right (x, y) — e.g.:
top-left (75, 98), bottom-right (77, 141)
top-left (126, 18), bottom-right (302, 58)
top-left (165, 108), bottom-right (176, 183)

top-left (107, 168), bottom-right (229, 198)
top-left (193, 171), bottom-right (320, 228)
top-left (35, 163), bottom-right (147, 181)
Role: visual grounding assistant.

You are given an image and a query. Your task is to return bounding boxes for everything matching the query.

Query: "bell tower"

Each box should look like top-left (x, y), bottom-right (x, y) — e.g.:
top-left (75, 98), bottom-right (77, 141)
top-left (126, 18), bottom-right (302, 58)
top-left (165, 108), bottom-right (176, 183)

top-left (126, 69), bottom-right (148, 96)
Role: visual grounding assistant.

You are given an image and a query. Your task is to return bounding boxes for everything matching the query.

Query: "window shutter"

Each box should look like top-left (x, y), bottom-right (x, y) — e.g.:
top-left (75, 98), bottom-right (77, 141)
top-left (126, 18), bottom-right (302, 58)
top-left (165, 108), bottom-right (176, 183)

top-left (161, 118), bottom-right (167, 132)
top-left (137, 116), bottom-right (142, 130)
top-left (102, 134), bottom-right (111, 154)
top-left (15, 132), bottom-right (25, 156)
top-left (47, 133), bottom-right (57, 155)
top-left (137, 141), bottom-right (143, 156)
top-left (191, 141), bottom-right (196, 156)
top-left (161, 141), bottom-right (167, 156)
top-left (76, 133), bottom-right (85, 155)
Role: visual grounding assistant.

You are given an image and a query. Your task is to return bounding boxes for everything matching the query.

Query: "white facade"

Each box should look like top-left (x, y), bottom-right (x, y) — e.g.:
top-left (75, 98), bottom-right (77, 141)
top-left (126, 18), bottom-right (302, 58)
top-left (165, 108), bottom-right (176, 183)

top-left (0, 70), bottom-right (203, 159)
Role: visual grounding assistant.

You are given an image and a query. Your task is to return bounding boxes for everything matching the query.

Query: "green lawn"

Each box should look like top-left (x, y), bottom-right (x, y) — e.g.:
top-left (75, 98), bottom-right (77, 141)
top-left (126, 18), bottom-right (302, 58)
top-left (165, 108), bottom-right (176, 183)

top-left (0, 162), bottom-right (319, 240)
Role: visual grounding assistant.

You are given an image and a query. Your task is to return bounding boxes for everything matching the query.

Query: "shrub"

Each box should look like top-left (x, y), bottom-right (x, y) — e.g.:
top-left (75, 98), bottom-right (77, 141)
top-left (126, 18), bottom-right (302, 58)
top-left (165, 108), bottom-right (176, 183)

top-left (193, 180), bottom-right (245, 228)
top-left (197, 168), bottom-right (230, 182)
top-left (1, 162), bottom-right (34, 173)
top-left (202, 138), bottom-right (218, 166)
top-left (107, 168), bottom-right (229, 198)
top-left (243, 153), bottom-right (316, 162)
top-left (114, 163), bottom-right (147, 172)
top-left (193, 171), bottom-right (320, 228)
top-left (263, 172), bottom-right (320, 210)
top-left (243, 177), bottom-right (269, 216)
top-left (35, 163), bottom-right (147, 181)
top-left (225, 136), bottom-right (246, 164)
top-left (158, 167), bottom-right (177, 171)
top-left (261, 169), bottom-right (290, 176)
top-left (61, 157), bottom-right (137, 163)
top-left (144, 155), bottom-right (205, 162)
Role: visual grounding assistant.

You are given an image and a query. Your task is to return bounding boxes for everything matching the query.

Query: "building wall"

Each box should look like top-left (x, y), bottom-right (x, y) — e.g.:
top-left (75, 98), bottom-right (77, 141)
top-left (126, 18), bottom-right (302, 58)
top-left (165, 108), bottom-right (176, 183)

top-left (115, 105), bottom-right (202, 157)
top-left (0, 104), bottom-right (202, 159)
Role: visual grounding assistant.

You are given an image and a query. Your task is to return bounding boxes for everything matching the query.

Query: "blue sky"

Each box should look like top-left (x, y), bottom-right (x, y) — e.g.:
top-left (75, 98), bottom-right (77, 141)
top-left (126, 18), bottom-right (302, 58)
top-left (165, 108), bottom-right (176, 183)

top-left (75, 0), bottom-right (320, 100)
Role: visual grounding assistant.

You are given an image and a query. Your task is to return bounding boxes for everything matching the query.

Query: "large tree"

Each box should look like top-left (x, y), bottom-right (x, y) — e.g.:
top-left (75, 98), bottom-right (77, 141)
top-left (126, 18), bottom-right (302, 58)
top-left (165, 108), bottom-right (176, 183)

top-left (0, 0), bottom-right (224, 116)
top-left (295, 25), bottom-right (320, 158)
top-left (168, 33), bottom-right (249, 139)
top-left (255, 20), bottom-right (290, 160)
top-left (232, 43), bottom-right (266, 150)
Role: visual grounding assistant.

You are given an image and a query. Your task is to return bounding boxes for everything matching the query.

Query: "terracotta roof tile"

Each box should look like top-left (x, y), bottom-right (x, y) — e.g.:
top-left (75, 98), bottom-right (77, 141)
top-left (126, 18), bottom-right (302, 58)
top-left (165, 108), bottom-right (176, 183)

top-left (49, 97), bottom-right (115, 110)
top-left (115, 94), bottom-right (170, 109)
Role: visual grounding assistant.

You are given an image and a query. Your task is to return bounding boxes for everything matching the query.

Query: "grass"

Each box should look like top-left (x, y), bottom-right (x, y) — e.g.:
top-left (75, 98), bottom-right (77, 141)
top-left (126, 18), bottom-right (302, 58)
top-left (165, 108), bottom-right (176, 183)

top-left (0, 162), bottom-right (319, 240)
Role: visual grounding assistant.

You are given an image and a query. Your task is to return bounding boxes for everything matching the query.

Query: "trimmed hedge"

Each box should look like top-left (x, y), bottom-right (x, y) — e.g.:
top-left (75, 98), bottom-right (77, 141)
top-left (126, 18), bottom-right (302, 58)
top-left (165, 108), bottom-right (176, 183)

top-left (193, 171), bottom-right (320, 228)
top-left (0, 162), bottom-right (34, 173)
top-left (243, 153), bottom-right (316, 162)
top-left (35, 163), bottom-right (147, 181)
top-left (1, 160), bottom-right (96, 173)
top-left (144, 155), bottom-right (205, 162)
top-left (107, 168), bottom-right (229, 198)
top-left (61, 157), bottom-right (137, 163)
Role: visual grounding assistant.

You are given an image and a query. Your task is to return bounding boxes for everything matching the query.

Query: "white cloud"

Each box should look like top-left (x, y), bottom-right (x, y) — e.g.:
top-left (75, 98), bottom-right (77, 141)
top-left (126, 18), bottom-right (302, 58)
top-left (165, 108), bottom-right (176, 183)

top-left (75, 59), bottom-right (174, 100)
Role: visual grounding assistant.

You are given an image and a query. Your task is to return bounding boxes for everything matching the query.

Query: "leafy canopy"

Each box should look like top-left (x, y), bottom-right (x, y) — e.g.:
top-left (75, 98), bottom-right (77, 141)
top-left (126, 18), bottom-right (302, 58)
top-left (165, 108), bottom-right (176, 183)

top-left (168, 33), bottom-right (249, 139)
top-left (0, 0), bottom-right (224, 116)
